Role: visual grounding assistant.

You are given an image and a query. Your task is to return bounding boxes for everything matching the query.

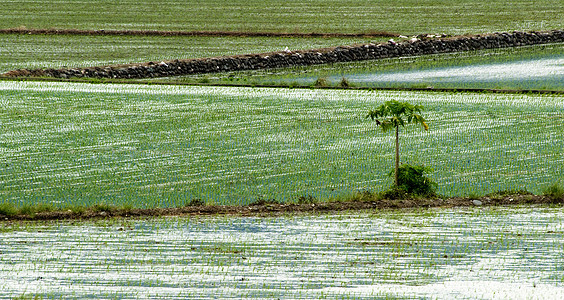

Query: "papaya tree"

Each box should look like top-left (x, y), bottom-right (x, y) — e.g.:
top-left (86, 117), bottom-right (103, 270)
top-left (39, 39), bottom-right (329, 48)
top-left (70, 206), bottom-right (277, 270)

top-left (366, 100), bottom-right (429, 187)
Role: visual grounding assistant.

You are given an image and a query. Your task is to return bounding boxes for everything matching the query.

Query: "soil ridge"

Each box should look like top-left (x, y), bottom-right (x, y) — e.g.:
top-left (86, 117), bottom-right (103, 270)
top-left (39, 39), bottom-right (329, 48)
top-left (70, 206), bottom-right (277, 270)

top-left (3, 29), bottom-right (563, 80)
top-left (0, 27), bottom-right (399, 38)
top-left (2, 193), bottom-right (561, 222)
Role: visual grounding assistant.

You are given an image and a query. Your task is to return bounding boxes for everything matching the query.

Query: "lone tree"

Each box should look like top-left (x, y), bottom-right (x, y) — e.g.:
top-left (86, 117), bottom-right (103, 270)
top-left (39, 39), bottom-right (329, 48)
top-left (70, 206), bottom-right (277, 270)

top-left (366, 100), bottom-right (428, 187)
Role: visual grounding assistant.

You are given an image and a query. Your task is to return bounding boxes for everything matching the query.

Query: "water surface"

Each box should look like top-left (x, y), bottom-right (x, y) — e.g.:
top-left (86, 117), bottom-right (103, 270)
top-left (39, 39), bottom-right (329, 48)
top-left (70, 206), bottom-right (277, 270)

top-left (339, 56), bottom-right (564, 90)
top-left (1, 206), bottom-right (563, 299)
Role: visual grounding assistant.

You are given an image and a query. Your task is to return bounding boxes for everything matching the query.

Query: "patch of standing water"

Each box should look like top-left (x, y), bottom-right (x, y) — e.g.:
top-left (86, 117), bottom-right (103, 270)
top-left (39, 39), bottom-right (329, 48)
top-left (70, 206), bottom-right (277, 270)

top-left (289, 55), bottom-right (564, 90)
top-left (345, 57), bottom-right (564, 84)
top-left (0, 206), bottom-right (563, 299)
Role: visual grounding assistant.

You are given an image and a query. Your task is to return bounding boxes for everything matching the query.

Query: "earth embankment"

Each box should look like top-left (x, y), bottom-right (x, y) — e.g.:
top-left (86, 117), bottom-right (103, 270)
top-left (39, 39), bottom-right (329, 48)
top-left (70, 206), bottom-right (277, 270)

top-left (3, 30), bottom-right (563, 79)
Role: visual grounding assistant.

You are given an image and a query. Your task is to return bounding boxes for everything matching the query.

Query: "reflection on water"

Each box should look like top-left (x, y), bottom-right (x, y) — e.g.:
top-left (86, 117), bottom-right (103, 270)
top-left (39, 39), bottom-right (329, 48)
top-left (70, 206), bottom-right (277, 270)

top-left (1, 207), bottom-right (563, 299)
top-left (280, 55), bottom-right (564, 90)
top-left (345, 57), bottom-right (564, 83)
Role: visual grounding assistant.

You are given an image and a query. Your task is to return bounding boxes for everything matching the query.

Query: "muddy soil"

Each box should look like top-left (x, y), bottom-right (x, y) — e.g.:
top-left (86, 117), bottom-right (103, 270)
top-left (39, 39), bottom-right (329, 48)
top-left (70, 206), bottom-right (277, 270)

top-left (2, 193), bottom-right (561, 223)
top-left (0, 28), bottom-right (399, 38)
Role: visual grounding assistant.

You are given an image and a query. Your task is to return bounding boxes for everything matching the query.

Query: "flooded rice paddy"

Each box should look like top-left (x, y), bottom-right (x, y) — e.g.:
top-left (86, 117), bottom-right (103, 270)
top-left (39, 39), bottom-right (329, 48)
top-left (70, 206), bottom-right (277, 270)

top-left (1, 206), bottom-right (563, 299)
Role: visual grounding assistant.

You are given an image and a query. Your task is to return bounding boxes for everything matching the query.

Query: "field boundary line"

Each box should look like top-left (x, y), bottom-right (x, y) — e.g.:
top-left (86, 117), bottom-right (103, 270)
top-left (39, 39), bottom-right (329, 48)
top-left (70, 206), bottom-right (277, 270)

top-left (0, 193), bottom-right (560, 222)
top-left (2, 77), bottom-right (562, 95)
top-left (0, 27), bottom-right (400, 38)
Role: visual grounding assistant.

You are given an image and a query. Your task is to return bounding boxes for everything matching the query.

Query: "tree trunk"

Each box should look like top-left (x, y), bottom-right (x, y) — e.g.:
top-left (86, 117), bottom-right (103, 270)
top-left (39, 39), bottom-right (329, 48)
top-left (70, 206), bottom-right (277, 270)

top-left (395, 125), bottom-right (399, 186)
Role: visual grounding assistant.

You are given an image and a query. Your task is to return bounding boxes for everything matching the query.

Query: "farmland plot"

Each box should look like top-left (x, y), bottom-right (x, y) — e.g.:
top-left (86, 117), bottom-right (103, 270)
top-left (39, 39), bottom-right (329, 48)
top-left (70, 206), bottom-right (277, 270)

top-left (0, 81), bottom-right (563, 208)
top-left (1, 207), bottom-right (563, 299)
top-left (2, 0), bottom-right (563, 35)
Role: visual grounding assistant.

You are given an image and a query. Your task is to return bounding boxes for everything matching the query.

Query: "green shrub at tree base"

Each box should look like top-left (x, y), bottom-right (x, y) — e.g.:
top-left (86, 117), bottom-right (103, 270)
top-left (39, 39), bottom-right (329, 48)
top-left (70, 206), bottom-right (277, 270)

top-left (382, 164), bottom-right (437, 198)
top-left (543, 183), bottom-right (564, 201)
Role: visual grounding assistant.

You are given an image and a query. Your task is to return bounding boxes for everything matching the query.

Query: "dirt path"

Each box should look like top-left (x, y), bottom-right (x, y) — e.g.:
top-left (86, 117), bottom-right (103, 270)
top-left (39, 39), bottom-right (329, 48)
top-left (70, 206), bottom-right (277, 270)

top-left (0, 28), bottom-right (399, 38)
top-left (2, 193), bottom-right (561, 223)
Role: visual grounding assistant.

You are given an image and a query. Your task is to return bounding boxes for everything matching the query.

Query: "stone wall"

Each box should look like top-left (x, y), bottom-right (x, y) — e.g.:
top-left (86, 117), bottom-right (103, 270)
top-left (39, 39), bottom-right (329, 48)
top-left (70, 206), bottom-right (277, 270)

top-left (3, 30), bottom-right (563, 79)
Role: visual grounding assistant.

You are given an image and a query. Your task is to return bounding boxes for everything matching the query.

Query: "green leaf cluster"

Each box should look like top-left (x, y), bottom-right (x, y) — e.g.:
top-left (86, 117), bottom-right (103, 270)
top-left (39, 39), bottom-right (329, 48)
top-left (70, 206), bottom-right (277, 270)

top-left (366, 100), bottom-right (428, 132)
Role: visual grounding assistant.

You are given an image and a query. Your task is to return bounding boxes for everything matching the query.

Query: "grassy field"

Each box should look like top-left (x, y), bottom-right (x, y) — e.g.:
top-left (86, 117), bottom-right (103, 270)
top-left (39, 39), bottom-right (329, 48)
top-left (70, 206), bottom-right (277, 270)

top-left (2, 1), bottom-right (563, 299)
top-left (1, 81), bottom-right (562, 208)
top-left (2, 0), bottom-right (563, 35)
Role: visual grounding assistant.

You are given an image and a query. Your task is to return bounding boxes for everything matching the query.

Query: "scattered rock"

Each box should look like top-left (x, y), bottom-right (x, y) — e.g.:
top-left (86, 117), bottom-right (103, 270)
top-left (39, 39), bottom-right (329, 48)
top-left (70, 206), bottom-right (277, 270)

top-left (472, 199), bottom-right (483, 206)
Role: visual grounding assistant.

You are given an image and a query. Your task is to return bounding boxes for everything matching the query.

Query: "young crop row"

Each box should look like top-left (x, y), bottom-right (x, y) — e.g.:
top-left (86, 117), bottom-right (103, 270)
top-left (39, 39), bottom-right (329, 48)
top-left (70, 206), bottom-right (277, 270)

top-left (0, 81), bottom-right (562, 208)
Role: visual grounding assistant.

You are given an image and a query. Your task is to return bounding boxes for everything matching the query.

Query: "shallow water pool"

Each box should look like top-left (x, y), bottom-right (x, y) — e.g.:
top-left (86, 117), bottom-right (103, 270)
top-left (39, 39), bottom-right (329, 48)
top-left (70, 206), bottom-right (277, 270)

top-left (340, 56), bottom-right (564, 90)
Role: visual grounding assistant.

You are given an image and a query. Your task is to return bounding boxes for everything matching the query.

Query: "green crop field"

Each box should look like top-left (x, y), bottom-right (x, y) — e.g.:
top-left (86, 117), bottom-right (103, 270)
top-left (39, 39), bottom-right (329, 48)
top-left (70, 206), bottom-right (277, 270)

top-left (1, 0), bottom-right (562, 78)
top-left (1, 81), bottom-right (562, 208)
top-left (2, 0), bottom-right (563, 35)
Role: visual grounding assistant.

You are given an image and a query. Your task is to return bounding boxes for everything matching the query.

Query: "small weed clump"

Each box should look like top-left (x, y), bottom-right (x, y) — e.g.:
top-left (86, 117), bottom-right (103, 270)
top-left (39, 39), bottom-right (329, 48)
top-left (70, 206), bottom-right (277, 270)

top-left (0, 203), bottom-right (56, 217)
top-left (396, 164), bottom-right (437, 196)
top-left (486, 189), bottom-right (532, 200)
top-left (92, 203), bottom-right (116, 213)
top-left (0, 203), bottom-right (18, 217)
top-left (313, 77), bottom-right (329, 87)
top-left (543, 183), bottom-right (564, 201)
top-left (376, 164), bottom-right (437, 200)
top-left (18, 203), bottom-right (56, 217)
top-left (297, 195), bottom-right (318, 204)
top-left (184, 198), bottom-right (206, 207)
top-left (249, 197), bottom-right (281, 206)
top-left (339, 77), bottom-right (352, 88)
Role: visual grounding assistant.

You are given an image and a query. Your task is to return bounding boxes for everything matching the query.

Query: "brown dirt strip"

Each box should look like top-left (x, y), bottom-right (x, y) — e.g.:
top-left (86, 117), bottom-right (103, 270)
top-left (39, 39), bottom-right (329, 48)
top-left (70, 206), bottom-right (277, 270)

top-left (0, 28), bottom-right (400, 38)
top-left (1, 194), bottom-right (561, 223)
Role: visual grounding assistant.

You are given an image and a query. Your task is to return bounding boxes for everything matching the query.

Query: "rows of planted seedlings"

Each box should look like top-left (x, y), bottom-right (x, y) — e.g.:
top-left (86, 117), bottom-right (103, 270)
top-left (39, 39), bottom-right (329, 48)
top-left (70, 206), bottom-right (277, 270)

top-left (3, 0), bottom-right (564, 35)
top-left (1, 207), bottom-right (563, 298)
top-left (1, 81), bottom-right (563, 208)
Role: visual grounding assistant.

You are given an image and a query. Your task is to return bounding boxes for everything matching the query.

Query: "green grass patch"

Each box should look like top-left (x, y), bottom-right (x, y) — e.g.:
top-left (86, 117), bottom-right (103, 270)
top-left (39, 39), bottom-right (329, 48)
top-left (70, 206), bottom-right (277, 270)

top-left (543, 183), bottom-right (564, 200)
